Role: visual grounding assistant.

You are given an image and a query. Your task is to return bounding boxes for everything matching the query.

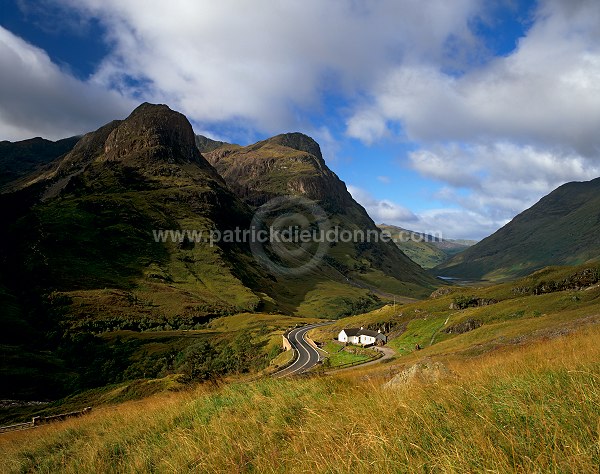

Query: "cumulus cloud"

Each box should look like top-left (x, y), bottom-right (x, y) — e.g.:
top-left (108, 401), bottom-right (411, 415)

top-left (347, 185), bottom-right (418, 223)
top-left (406, 142), bottom-right (600, 236)
top-left (53, 0), bottom-right (480, 134)
top-left (0, 26), bottom-right (134, 141)
top-left (349, 140), bottom-right (600, 240)
top-left (411, 208), bottom-right (499, 241)
top-left (348, 184), bottom-right (496, 240)
top-left (346, 0), bottom-right (600, 157)
top-left (343, 0), bottom-right (600, 238)
top-left (5, 0), bottom-right (599, 240)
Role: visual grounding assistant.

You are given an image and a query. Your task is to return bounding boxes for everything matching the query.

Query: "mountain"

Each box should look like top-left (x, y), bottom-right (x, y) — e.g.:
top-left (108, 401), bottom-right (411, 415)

top-left (0, 104), bottom-right (437, 399)
top-left (201, 132), bottom-right (437, 305)
top-left (436, 177), bottom-right (600, 280)
top-left (195, 135), bottom-right (227, 153)
top-left (377, 224), bottom-right (476, 269)
top-left (2, 103), bottom-right (266, 316)
top-left (0, 104), bottom-right (275, 398)
top-left (0, 136), bottom-right (79, 191)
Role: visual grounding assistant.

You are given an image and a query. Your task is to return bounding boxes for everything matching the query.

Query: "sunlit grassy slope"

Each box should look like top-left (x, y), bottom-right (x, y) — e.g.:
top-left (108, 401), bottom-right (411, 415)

top-left (309, 263), bottom-right (600, 355)
top-left (1, 263), bottom-right (599, 472)
top-left (2, 322), bottom-right (599, 473)
top-left (378, 223), bottom-right (474, 269)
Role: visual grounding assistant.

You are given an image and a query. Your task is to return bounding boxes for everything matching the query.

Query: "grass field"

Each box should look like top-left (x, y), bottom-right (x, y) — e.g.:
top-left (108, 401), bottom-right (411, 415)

top-left (2, 263), bottom-right (599, 472)
top-left (1, 324), bottom-right (599, 473)
top-left (0, 312), bottom-right (318, 425)
top-left (321, 342), bottom-right (372, 368)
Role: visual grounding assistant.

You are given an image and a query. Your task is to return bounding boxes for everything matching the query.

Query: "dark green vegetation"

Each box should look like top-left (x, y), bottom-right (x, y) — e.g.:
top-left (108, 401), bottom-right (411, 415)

top-left (0, 136), bottom-right (78, 191)
top-left (436, 177), bottom-right (600, 280)
top-left (378, 223), bottom-right (475, 268)
top-left (0, 103), bottom-right (435, 403)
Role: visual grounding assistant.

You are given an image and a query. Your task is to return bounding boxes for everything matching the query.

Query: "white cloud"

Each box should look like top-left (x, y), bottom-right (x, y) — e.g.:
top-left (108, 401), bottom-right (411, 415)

top-left (409, 142), bottom-right (600, 223)
top-left (346, 0), bottom-right (600, 157)
top-left (349, 140), bottom-right (600, 240)
top-left (343, 0), bottom-right (600, 238)
top-left (377, 176), bottom-right (391, 184)
top-left (5, 0), bottom-right (599, 241)
top-left (53, 0), bottom-right (480, 134)
top-left (412, 208), bottom-right (499, 241)
top-left (347, 185), bottom-right (418, 224)
top-left (0, 26), bottom-right (134, 141)
top-left (348, 184), bottom-right (495, 240)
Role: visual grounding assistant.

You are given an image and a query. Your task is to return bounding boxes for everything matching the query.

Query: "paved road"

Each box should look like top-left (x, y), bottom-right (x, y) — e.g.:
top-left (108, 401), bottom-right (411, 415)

top-left (272, 323), bottom-right (330, 377)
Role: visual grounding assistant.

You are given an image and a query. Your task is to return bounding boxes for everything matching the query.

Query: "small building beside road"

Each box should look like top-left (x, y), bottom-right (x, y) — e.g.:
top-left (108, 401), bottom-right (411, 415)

top-left (338, 327), bottom-right (386, 346)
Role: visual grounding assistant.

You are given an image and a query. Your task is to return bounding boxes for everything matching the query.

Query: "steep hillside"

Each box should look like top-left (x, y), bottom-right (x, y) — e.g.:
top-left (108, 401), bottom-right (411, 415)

top-left (436, 177), bottom-right (600, 280)
top-left (0, 104), bottom-right (438, 400)
top-left (0, 104), bottom-right (274, 399)
top-left (378, 224), bottom-right (475, 268)
top-left (202, 133), bottom-right (438, 309)
top-left (0, 136), bottom-right (79, 191)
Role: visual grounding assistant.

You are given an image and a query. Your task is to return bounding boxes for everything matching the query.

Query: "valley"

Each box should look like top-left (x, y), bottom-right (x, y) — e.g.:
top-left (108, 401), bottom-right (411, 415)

top-left (1, 103), bottom-right (599, 473)
top-left (1, 263), bottom-right (599, 472)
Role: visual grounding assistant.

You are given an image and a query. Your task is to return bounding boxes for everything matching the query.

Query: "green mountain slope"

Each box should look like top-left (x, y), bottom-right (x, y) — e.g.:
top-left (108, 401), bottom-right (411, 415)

top-left (0, 104), bottom-right (277, 399)
top-left (0, 136), bottom-right (79, 191)
top-left (0, 104), bottom-right (438, 400)
top-left (378, 224), bottom-right (475, 268)
top-left (202, 133), bottom-right (438, 309)
top-left (436, 177), bottom-right (600, 280)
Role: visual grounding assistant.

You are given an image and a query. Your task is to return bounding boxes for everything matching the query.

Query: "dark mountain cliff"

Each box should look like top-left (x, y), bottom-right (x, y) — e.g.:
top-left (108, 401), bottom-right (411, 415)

top-left (0, 136), bottom-right (79, 191)
top-left (0, 104), bottom-right (438, 399)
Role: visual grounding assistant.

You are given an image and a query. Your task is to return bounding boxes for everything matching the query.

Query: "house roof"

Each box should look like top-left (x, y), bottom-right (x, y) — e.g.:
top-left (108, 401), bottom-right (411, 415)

top-left (359, 329), bottom-right (380, 338)
top-left (341, 328), bottom-right (383, 338)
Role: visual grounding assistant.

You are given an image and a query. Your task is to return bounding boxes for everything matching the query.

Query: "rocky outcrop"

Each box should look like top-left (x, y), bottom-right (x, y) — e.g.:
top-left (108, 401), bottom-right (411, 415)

top-left (99, 104), bottom-right (221, 180)
top-left (449, 296), bottom-right (498, 310)
top-left (430, 287), bottom-right (453, 299)
top-left (203, 132), bottom-right (355, 211)
top-left (443, 318), bottom-right (483, 334)
top-left (266, 132), bottom-right (324, 160)
top-left (384, 360), bottom-right (457, 388)
top-left (512, 267), bottom-right (600, 296)
top-left (202, 131), bottom-right (438, 295)
top-left (195, 135), bottom-right (227, 153)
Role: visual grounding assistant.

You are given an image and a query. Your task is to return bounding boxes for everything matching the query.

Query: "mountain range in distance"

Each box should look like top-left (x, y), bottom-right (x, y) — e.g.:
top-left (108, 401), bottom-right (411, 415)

top-left (2, 102), bottom-right (598, 292)
top-left (377, 224), bottom-right (477, 269)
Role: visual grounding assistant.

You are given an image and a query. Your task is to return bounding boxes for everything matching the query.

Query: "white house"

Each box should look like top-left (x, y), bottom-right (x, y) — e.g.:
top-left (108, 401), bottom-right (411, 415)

top-left (338, 327), bottom-right (386, 346)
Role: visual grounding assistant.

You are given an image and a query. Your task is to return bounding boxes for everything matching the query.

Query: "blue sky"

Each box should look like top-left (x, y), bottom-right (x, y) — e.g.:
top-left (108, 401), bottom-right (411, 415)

top-left (1, 0), bottom-right (600, 239)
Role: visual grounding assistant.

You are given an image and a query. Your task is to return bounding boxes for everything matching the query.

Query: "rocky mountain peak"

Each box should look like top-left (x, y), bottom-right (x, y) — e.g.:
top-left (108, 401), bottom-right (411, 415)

top-left (102, 103), bottom-right (200, 165)
top-left (265, 132), bottom-right (323, 160)
top-left (195, 135), bottom-right (228, 153)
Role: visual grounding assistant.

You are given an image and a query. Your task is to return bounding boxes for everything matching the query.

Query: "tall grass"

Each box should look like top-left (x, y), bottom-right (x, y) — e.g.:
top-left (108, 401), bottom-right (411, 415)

top-left (2, 326), bottom-right (599, 473)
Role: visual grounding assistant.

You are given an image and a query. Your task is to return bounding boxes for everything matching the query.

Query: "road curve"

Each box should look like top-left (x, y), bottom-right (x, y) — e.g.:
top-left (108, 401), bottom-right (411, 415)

top-left (272, 323), bottom-right (330, 378)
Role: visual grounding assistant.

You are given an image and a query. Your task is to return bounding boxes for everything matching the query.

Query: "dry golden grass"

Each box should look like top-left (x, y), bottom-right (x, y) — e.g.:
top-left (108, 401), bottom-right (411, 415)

top-left (2, 324), bottom-right (599, 473)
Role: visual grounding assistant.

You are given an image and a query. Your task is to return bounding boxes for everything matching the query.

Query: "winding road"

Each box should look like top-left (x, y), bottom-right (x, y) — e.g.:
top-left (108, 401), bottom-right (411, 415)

top-left (272, 323), bottom-right (330, 377)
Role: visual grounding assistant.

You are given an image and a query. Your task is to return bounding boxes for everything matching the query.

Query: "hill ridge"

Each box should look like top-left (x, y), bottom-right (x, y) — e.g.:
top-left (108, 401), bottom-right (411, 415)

top-left (436, 177), bottom-right (600, 280)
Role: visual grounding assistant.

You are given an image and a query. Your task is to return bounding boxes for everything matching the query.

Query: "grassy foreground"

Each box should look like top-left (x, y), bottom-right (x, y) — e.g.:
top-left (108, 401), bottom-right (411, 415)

top-left (2, 324), bottom-right (599, 473)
